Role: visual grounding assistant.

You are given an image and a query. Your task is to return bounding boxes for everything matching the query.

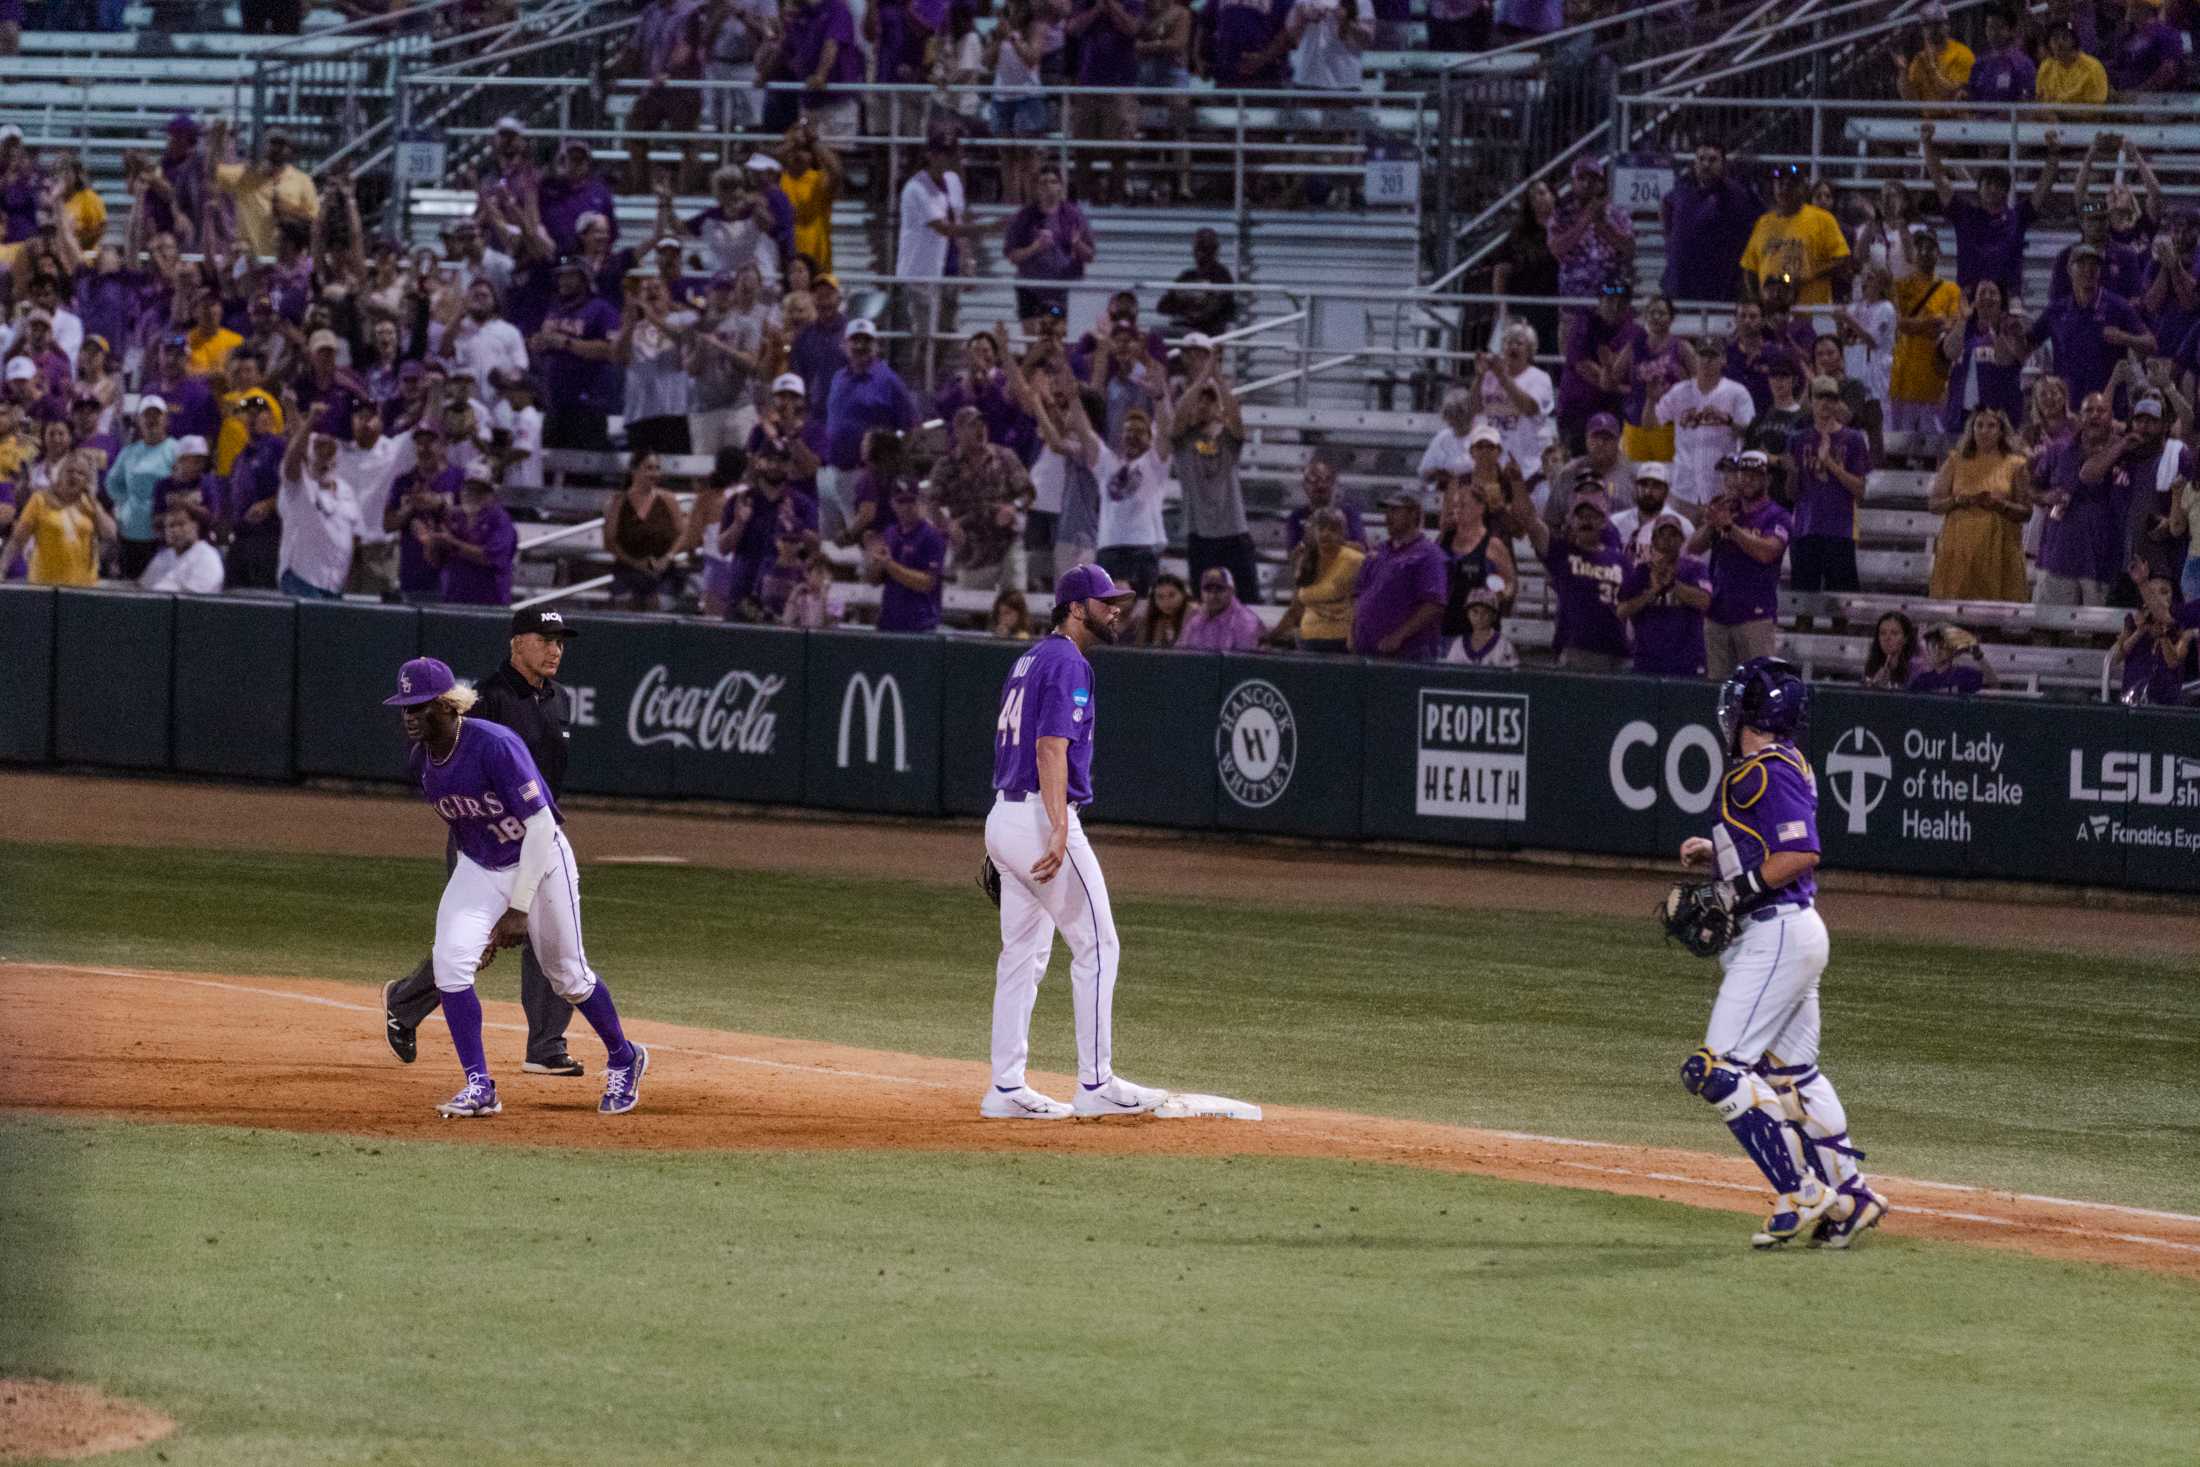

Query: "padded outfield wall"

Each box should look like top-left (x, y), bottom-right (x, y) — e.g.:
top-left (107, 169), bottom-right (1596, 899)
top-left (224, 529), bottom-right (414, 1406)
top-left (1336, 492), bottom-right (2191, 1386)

top-left (4, 585), bottom-right (2196, 893)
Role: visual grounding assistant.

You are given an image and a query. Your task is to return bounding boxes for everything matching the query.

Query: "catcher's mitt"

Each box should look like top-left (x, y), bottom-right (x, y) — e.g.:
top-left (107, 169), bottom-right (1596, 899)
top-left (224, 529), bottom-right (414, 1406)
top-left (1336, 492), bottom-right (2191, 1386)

top-left (979, 855), bottom-right (1003, 908)
top-left (1659, 880), bottom-right (1739, 958)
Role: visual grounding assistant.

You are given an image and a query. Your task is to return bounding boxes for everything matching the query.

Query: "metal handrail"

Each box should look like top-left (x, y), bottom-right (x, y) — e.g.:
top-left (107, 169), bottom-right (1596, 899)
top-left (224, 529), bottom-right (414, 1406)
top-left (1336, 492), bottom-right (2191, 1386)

top-left (1642, 0), bottom-right (1996, 95)
top-left (1619, 0), bottom-right (1984, 77)
top-left (1437, 0), bottom-right (1706, 75)
top-left (255, 0), bottom-right (484, 56)
top-left (317, 8), bottom-right (593, 179)
top-left (514, 574), bottom-right (613, 610)
top-left (1422, 121), bottom-right (1609, 297)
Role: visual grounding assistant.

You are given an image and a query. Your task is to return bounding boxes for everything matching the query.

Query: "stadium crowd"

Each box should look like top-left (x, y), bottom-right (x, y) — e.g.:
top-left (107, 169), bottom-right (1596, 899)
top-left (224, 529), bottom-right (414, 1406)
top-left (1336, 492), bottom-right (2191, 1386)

top-left (0, 0), bottom-right (2195, 703)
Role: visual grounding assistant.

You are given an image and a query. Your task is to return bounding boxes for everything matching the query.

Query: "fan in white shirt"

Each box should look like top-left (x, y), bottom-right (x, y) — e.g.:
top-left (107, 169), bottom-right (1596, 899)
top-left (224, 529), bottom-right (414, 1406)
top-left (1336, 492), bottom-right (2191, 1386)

top-left (438, 281), bottom-right (530, 400)
top-left (487, 373), bottom-right (546, 491)
top-left (1650, 347), bottom-right (1756, 510)
top-left (1466, 322), bottom-right (1557, 476)
top-left (138, 507), bottom-right (226, 594)
top-left (1096, 404), bottom-right (1173, 559)
top-left (277, 424), bottom-right (366, 596)
top-left (334, 403), bottom-right (422, 566)
top-left (1607, 462), bottom-right (1695, 558)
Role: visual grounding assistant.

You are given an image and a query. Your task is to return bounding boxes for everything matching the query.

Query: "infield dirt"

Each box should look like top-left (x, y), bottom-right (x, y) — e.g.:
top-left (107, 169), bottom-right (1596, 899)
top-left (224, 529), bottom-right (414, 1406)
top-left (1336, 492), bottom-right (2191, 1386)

top-left (7, 961), bottom-right (2198, 1280)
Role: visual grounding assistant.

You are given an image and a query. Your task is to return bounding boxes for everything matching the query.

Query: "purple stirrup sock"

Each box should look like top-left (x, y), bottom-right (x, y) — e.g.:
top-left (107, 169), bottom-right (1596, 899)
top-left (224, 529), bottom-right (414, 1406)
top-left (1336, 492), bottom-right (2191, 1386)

top-left (442, 987), bottom-right (489, 1080)
top-left (576, 981), bottom-right (634, 1069)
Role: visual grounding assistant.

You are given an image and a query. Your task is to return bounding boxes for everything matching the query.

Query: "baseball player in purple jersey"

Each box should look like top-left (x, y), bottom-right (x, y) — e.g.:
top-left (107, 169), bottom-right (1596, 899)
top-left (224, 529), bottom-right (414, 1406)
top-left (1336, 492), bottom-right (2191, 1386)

top-left (981, 564), bottom-right (1172, 1119)
top-left (1677, 657), bottom-right (1887, 1248)
top-left (385, 657), bottom-right (649, 1119)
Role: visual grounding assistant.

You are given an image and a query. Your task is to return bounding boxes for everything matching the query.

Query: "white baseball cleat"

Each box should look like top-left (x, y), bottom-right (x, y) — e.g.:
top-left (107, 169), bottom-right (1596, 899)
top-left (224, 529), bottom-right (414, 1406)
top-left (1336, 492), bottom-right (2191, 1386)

top-left (980, 1085), bottom-right (1074, 1119)
top-left (1070, 1076), bottom-right (1169, 1117)
top-left (1751, 1178), bottom-right (1843, 1248)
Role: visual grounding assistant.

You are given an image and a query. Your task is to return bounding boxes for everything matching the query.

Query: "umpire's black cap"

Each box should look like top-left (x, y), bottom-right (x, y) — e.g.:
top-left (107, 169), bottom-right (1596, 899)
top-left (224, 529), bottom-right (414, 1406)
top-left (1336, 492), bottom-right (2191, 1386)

top-left (511, 608), bottom-right (581, 639)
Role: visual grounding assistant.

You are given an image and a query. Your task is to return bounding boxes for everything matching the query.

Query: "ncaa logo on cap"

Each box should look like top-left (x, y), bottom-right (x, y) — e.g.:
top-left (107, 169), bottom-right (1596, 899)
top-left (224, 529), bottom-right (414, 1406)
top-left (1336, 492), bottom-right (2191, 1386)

top-left (1217, 679), bottom-right (1296, 809)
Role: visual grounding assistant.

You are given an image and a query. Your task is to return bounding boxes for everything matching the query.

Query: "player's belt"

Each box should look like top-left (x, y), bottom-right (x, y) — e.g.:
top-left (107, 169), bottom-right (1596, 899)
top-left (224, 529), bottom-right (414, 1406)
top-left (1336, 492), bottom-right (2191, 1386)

top-left (995, 790), bottom-right (1090, 811)
top-left (1747, 900), bottom-right (1811, 925)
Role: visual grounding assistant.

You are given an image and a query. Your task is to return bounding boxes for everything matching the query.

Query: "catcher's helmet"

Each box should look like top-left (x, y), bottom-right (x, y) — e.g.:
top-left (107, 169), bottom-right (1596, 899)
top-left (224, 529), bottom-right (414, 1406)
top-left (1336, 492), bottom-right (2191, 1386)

top-left (1716, 656), bottom-right (1810, 757)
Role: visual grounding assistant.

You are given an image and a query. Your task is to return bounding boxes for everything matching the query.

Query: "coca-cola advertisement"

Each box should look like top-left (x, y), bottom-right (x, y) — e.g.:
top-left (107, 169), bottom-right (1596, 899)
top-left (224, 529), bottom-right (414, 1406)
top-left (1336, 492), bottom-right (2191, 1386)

top-left (563, 620), bottom-right (806, 801)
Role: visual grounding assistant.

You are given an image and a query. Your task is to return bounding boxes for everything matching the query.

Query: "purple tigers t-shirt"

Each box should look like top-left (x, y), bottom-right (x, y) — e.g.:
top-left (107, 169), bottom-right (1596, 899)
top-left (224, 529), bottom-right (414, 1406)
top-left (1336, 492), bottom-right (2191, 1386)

top-left (993, 634), bottom-right (1098, 804)
top-left (1538, 535), bottom-right (1631, 658)
top-left (410, 717), bottom-right (560, 872)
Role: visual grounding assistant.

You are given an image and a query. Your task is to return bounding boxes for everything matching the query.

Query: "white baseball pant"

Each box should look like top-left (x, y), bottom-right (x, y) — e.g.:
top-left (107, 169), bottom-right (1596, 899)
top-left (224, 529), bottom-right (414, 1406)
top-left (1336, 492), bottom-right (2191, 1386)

top-left (1705, 904), bottom-right (1865, 1188)
top-left (1703, 905), bottom-right (1829, 1066)
top-left (984, 794), bottom-right (1118, 1091)
top-left (432, 830), bottom-right (601, 1004)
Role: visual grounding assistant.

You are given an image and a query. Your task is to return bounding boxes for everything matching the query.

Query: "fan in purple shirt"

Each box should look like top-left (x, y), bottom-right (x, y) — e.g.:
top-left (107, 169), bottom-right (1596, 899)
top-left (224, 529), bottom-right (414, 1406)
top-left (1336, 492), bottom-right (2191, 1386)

top-left (2030, 246), bottom-right (2154, 403)
top-left (1558, 285), bottom-right (1633, 448)
top-left (142, 340), bottom-right (223, 443)
top-left (433, 468), bottom-right (520, 606)
top-left (1352, 492), bottom-right (1448, 660)
top-left (932, 333), bottom-right (1037, 462)
top-left (2036, 394), bottom-right (2125, 599)
top-left (824, 322), bottom-right (918, 471)
top-left (1660, 144), bottom-right (1762, 306)
top-left (2106, 6), bottom-right (2185, 92)
top-left (1905, 626), bottom-right (1989, 696)
top-left (1689, 453), bottom-right (1791, 679)
top-left (1923, 125), bottom-right (2040, 299)
top-left (783, 0), bottom-right (864, 104)
top-left (1208, 0), bottom-right (1291, 87)
top-left (387, 435), bottom-right (463, 599)
top-left (1783, 385), bottom-right (1871, 592)
top-left (870, 488), bottom-right (947, 631)
top-left (532, 262), bottom-right (624, 447)
top-left (1617, 521), bottom-right (1711, 678)
top-left (1962, 9), bottom-right (2036, 104)
top-left (2141, 209), bottom-right (2200, 357)
top-left (1511, 483), bottom-right (1632, 672)
top-left (537, 141), bottom-right (621, 256)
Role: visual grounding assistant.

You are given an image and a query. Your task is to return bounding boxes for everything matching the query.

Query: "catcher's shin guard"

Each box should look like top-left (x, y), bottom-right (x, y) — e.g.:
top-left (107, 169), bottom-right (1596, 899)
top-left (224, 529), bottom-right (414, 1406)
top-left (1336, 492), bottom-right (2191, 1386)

top-left (1691, 1055), bottom-right (1810, 1195)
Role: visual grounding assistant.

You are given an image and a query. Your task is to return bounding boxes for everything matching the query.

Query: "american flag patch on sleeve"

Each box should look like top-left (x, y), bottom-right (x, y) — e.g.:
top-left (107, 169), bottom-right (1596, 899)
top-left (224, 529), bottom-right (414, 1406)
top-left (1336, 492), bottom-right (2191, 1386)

top-left (1777, 821), bottom-right (1806, 841)
top-left (520, 781), bottom-right (540, 802)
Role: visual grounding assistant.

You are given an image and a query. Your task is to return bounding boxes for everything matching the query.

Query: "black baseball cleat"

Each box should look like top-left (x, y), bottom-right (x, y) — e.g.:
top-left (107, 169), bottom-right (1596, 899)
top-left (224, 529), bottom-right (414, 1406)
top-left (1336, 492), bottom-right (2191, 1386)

top-left (382, 980), bottom-right (417, 1065)
top-left (522, 1053), bottom-right (586, 1077)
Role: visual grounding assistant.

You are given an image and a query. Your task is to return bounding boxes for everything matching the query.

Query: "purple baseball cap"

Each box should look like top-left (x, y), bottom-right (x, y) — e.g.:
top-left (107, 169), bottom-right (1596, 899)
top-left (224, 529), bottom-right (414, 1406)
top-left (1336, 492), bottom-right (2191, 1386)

top-left (383, 657), bottom-right (458, 706)
top-left (1054, 563), bottom-right (1136, 606)
top-left (1586, 412), bottom-right (1622, 438)
top-left (167, 113), bottom-right (201, 137)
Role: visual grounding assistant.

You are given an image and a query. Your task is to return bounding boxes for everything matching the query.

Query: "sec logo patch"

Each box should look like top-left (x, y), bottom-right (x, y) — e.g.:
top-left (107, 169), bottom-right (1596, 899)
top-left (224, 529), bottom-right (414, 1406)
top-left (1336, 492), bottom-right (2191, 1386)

top-left (1217, 679), bottom-right (1296, 809)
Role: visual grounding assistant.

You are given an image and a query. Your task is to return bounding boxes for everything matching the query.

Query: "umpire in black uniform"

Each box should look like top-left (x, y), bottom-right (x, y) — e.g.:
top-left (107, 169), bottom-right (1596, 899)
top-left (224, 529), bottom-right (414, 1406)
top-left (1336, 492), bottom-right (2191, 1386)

top-left (383, 607), bottom-right (584, 1074)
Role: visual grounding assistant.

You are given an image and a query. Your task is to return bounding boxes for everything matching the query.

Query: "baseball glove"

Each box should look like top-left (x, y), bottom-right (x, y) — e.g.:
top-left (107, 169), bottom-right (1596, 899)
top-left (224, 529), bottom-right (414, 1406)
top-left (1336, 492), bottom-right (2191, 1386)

top-left (1659, 880), bottom-right (1739, 959)
top-left (979, 855), bottom-right (1003, 908)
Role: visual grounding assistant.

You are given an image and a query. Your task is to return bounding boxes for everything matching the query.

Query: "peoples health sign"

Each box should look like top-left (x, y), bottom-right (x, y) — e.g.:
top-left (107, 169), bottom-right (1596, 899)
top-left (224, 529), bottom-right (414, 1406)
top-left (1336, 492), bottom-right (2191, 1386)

top-left (1416, 689), bottom-right (1528, 819)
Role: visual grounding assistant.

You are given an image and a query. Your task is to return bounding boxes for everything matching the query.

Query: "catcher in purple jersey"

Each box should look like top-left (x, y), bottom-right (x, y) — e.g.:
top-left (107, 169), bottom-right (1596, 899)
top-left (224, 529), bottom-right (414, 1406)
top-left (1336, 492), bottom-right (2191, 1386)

top-left (1668, 657), bottom-right (1887, 1249)
top-left (385, 657), bottom-right (649, 1119)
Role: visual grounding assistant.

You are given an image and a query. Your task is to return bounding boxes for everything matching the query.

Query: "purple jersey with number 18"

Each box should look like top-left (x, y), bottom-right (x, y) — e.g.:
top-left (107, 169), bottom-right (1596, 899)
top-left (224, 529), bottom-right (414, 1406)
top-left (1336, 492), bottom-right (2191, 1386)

top-left (991, 634), bottom-right (1098, 805)
top-left (409, 717), bottom-right (562, 871)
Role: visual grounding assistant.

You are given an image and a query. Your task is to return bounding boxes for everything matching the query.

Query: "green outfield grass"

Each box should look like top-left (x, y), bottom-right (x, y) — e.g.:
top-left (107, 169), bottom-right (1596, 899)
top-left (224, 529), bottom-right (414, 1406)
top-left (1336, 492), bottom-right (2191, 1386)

top-left (4, 1116), bottom-right (2195, 1467)
top-left (5, 840), bottom-right (2198, 1465)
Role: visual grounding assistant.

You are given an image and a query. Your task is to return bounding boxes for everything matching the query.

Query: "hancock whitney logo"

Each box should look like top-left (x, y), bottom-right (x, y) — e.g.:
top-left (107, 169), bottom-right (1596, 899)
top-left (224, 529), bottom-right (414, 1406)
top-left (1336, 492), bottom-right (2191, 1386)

top-left (1824, 727), bottom-right (1892, 835)
top-left (1217, 679), bottom-right (1296, 809)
